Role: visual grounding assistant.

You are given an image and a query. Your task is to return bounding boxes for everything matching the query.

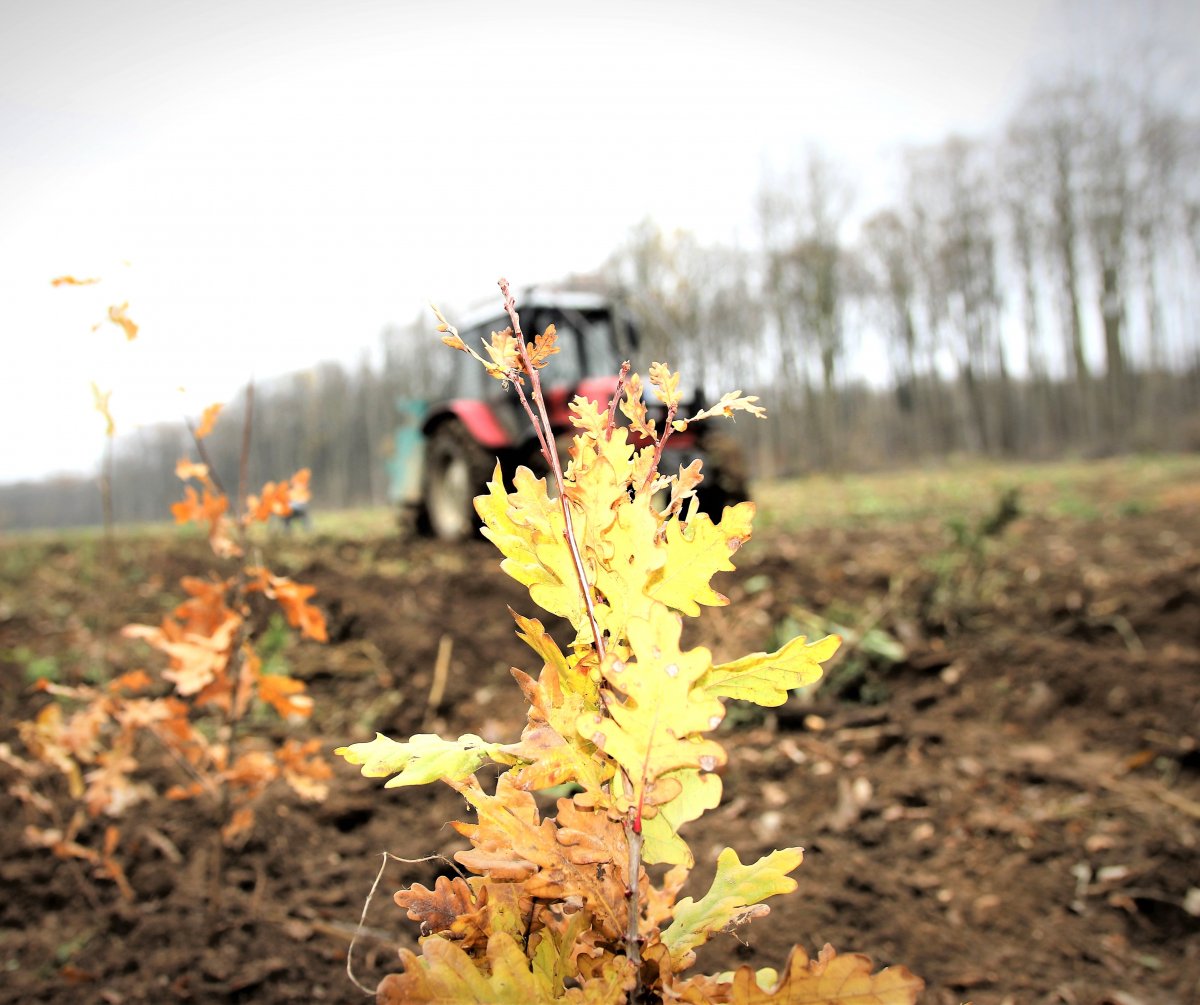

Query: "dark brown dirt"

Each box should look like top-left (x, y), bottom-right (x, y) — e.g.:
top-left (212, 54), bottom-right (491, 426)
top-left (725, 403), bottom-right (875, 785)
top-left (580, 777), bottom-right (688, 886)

top-left (1, 502), bottom-right (1197, 1005)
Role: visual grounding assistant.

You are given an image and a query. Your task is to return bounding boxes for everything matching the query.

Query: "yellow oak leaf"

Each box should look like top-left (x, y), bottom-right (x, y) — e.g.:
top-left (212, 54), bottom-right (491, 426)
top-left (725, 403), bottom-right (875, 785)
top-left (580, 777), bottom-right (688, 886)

top-left (335, 732), bottom-right (502, 787)
top-left (647, 503), bottom-right (756, 616)
top-left (635, 766), bottom-right (722, 867)
top-left (685, 390), bottom-right (767, 424)
top-left (502, 664), bottom-right (610, 796)
top-left (663, 847), bottom-right (803, 970)
top-left (530, 905), bottom-right (591, 997)
top-left (619, 373), bottom-right (657, 440)
top-left (726, 943), bottom-right (924, 1005)
top-left (512, 612), bottom-right (593, 696)
top-left (568, 395), bottom-right (611, 438)
top-left (648, 361), bottom-right (683, 409)
top-left (257, 673), bottom-right (314, 720)
top-left (700, 633), bottom-right (840, 707)
top-left (478, 465), bottom-right (593, 640)
top-left (589, 490), bottom-right (665, 644)
top-left (381, 931), bottom-right (632, 1005)
top-left (578, 605), bottom-right (725, 824)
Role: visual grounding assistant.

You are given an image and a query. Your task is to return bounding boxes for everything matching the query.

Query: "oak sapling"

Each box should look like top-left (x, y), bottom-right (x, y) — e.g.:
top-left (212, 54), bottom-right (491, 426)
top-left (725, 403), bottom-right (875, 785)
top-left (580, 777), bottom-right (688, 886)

top-left (338, 279), bottom-right (924, 1003)
top-left (5, 396), bottom-right (331, 904)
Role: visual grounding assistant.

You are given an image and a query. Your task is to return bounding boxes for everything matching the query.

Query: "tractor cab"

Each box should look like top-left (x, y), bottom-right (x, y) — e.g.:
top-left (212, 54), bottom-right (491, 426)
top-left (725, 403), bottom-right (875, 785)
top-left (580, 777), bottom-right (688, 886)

top-left (389, 290), bottom-right (747, 540)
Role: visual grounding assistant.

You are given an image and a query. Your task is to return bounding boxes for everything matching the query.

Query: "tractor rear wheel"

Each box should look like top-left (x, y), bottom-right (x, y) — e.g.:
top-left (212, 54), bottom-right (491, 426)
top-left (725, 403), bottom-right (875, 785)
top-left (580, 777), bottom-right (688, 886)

top-left (423, 421), bottom-right (491, 541)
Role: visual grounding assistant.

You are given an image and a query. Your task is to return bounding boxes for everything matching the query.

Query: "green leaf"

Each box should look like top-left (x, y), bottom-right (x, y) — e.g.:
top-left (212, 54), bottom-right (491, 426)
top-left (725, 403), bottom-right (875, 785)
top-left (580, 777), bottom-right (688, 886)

top-left (335, 732), bottom-right (502, 787)
top-left (701, 634), bottom-right (840, 706)
top-left (662, 847), bottom-right (803, 968)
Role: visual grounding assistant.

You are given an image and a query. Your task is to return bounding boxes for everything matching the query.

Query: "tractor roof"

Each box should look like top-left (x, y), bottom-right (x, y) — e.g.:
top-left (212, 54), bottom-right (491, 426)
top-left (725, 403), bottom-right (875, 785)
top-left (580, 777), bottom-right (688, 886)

top-left (458, 288), bottom-right (611, 332)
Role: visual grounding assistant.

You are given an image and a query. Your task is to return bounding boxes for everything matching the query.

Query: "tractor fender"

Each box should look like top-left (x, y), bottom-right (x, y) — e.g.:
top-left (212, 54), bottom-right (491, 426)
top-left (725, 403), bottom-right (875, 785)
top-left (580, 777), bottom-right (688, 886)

top-left (422, 401), bottom-right (513, 451)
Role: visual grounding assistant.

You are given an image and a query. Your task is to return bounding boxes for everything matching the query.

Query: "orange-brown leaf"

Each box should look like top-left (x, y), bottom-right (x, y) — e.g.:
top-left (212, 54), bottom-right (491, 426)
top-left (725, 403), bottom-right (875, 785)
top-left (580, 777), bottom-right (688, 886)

top-left (107, 670), bottom-right (153, 694)
top-left (245, 568), bottom-right (327, 642)
top-left (174, 458), bottom-right (210, 483)
top-left (276, 738), bottom-right (331, 801)
top-left (258, 674), bottom-right (314, 720)
top-left (51, 275), bottom-right (101, 286)
top-left (526, 323), bottom-right (560, 369)
top-left (395, 875), bottom-right (478, 935)
top-left (195, 402), bottom-right (223, 439)
top-left (106, 302), bottom-right (139, 340)
top-left (221, 805), bottom-right (256, 844)
top-left (451, 776), bottom-right (631, 943)
top-left (727, 944), bottom-right (923, 1005)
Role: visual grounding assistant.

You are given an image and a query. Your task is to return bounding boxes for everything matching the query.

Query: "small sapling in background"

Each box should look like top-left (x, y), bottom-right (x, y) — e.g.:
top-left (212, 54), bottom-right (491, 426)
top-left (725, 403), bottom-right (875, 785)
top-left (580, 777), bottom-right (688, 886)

top-left (5, 383), bottom-right (331, 908)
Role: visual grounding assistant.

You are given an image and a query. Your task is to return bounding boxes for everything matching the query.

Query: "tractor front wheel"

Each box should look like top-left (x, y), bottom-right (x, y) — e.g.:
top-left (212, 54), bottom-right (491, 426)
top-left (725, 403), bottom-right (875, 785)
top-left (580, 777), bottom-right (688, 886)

top-left (422, 421), bottom-right (491, 541)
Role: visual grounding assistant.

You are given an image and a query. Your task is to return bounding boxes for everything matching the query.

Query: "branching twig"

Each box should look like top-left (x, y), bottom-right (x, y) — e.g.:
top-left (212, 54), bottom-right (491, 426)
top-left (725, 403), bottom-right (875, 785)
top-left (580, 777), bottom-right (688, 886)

top-left (498, 278), bottom-right (606, 663)
top-left (185, 418), bottom-right (229, 500)
top-left (607, 360), bottom-right (631, 438)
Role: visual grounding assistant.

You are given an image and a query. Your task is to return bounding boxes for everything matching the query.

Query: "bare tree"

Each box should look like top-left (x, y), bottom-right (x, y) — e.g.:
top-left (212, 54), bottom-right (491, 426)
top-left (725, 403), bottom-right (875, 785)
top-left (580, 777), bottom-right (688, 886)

top-left (861, 208), bottom-right (925, 455)
top-left (1008, 79), bottom-right (1097, 438)
top-left (904, 137), bottom-right (1011, 454)
top-left (758, 149), bottom-right (855, 469)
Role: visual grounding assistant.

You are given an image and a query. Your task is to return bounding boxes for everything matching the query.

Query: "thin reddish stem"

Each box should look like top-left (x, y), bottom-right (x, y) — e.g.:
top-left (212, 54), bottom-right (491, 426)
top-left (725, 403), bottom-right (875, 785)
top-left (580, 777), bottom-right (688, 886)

top-left (498, 278), bottom-right (606, 662)
top-left (640, 400), bottom-right (679, 495)
top-left (607, 361), bottom-right (631, 439)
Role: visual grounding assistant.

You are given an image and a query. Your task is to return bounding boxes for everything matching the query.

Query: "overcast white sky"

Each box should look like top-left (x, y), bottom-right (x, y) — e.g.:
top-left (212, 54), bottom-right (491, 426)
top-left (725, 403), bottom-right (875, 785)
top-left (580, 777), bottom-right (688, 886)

top-left (1, 0), bottom-right (1195, 483)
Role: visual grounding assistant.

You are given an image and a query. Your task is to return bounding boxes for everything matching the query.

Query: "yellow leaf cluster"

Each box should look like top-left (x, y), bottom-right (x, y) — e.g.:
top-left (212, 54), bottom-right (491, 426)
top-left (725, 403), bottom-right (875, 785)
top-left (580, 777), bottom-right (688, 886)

top-left (338, 303), bottom-right (914, 1004)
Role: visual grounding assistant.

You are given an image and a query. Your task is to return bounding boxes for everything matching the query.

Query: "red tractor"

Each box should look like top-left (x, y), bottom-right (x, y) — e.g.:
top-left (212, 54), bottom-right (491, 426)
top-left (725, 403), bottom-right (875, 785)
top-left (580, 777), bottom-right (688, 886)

top-left (389, 290), bottom-right (749, 540)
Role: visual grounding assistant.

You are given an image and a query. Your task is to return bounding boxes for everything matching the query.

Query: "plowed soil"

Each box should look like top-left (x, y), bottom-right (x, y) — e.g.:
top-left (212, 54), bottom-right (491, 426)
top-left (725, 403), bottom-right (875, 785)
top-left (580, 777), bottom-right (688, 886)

top-left (1, 494), bottom-right (1197, 1005)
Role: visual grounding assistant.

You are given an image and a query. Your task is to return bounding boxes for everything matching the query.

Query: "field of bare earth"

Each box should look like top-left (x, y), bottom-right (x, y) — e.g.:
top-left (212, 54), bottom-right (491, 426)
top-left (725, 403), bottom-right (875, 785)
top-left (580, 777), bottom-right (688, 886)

top-left (2, 455), bottom-right (1198, 1005)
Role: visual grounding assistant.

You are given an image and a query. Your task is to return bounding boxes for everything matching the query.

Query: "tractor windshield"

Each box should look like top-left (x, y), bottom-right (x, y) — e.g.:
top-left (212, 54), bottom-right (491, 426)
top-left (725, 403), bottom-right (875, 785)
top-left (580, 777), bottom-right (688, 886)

top-left (542, 308), bottom-right (627, 386)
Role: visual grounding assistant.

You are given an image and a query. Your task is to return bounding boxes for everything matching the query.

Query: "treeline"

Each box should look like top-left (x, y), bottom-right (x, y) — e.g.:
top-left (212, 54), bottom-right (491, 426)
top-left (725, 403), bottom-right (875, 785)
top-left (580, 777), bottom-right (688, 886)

top-left (609, 70), bottom-right (1200, 475)
top-left (3, 68), bottom-right (1198, 531)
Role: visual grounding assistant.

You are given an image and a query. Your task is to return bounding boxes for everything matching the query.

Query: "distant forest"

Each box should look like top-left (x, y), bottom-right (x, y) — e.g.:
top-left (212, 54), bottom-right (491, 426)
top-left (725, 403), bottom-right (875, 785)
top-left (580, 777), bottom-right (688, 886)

top-left (4, 67), bottom-right (1198, 532)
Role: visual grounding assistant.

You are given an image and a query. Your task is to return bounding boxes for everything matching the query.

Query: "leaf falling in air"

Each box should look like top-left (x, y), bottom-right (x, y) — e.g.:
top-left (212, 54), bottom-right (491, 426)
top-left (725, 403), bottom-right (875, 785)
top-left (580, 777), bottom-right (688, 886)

top-left (103, 302), bottom-right (139, 340)
top-left (91, 383), bottom-right (115, 437)
top-left (195, 402), bottom-right (223, 439)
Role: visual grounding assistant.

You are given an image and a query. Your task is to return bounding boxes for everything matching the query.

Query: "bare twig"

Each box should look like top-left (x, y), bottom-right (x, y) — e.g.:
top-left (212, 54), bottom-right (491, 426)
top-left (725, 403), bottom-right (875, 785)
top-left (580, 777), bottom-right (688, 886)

top-left (498, 278), bottom-right (606, 663)
top-left (426, 635), bottom-right (453, 715)
top-left (237, 381), bottom-right (255, 516)
top-left (640, 399), bottom-right (679, 496)
top-left (185, 418), bottom-right (229, 499)
top-left (607, 360), bottom-right (631, 437)
top-left (347, 852), bottom-right (456, 995)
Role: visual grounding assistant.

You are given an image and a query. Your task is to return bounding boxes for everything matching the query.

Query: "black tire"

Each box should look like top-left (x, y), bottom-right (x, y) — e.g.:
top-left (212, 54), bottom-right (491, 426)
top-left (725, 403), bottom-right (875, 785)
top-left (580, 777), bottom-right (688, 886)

top-left (695, 429), bottom-right (750, 516)
top-left (421, 421), bottom-right (493, 541)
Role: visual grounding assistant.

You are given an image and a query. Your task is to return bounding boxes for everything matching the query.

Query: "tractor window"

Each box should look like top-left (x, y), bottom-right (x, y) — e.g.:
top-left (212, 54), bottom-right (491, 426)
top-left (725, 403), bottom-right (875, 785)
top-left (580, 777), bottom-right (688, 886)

top-left (532, 307), bottom-right (623, 383)
top-left (545, 321), bottom-right (584, 387)
top-left (579, 313), bottom-right (622, 377)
